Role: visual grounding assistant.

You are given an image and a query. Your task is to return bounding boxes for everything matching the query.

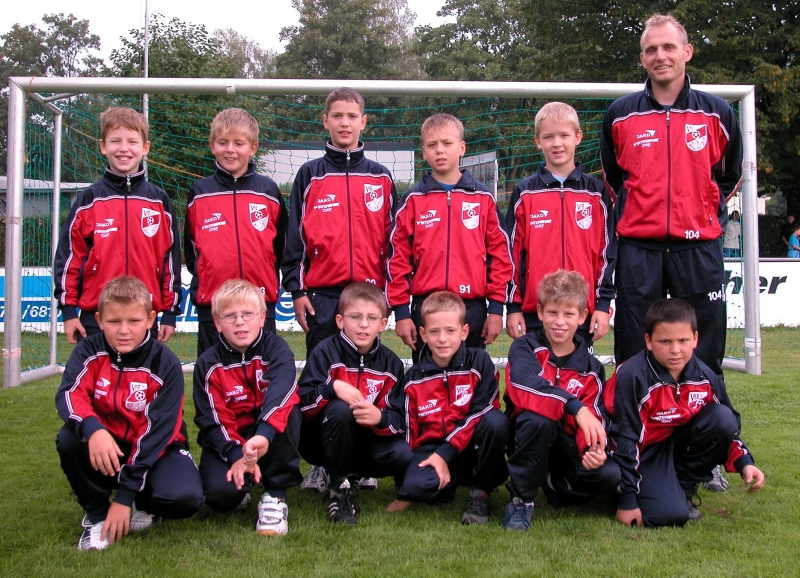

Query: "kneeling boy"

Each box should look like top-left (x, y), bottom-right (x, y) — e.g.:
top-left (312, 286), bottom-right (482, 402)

top-left (503, 270), bottom-right (619, 530)
top-left (193, 279), bottom-right (302, 536)
top-left (610, 298), bottom-right (765, 528)
top-left (56, 276), bottom-right (204, 551)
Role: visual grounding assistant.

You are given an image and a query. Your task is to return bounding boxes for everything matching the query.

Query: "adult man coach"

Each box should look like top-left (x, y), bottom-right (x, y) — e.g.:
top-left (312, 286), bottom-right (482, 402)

top-left (600, 14), bottom-right (743, 378)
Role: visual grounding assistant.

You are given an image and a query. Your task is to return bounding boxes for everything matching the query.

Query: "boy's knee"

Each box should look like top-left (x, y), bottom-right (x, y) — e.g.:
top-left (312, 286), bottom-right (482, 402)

top-left (398, 467), bottom-right (439, 503)
top-left (323, 398), bottom-right (356, 426)
top-left (151, 488), bottom-right (205, 519)
top-left (478, 409), bottom-right (511, 441)
top-left (55, 425), bottom-right (82, 456)
top-left (697, 403), bottom-right (739, 440)
top-left (514, 410), bottom-right (558, 440)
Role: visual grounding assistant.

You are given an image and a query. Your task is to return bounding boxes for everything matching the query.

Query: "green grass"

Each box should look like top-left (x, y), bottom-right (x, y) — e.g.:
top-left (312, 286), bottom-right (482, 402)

top-left (0, 328), bottom-right (796, 577)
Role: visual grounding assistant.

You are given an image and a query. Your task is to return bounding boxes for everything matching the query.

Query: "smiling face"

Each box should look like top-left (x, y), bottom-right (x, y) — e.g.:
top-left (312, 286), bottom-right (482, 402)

top-left (645, 321), bottom-right (698, 381)
top-left (323, 100), bottom-right (367, 150)
top-left (96, 301), bottom-right (156, 354)
top-left (210, 130), bottom-right (258, 178)
top-left (535, 118), bottom-right (582, 177)
top-left (419, 310), bottom-right (468, 368)
top-left (100, 126), bottom-right (150, 175)
top-left (214, 301), bottom-right (266, 353)
top-left (336, 298), bottom-right (388, 354)
top-left (421, 125), bottom-right (466, 185)
top-left (537, 300), bottom-right (587, 357)
top-left (640, 22), bottom-right (693, 91)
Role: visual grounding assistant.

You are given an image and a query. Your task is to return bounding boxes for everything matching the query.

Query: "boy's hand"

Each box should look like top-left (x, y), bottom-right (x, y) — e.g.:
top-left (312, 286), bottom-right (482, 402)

top-left (482, 313), bottom-right (502, 345)
top-left (64, 318), bottom-right (87, 344)
top-left (396, 318), bottom-right (417, 350)
top-left (351, 400), bottom-right (382, 426)
top-left (574, 407), bottom-right (606, 450)
top-left (616, 507), bottom-right (643, 527)
top-left (505, 312), bottom-right (526, 339)
top-left (333, 380), bottom-right (365, 405)
top-left (589, 310), bottom-right (611, 341)
top-left (227, 436), bottom-right (269, 488)
top-left (419, 453), bottom-right (450, 489)
top-left (581, 446), bottom-right (607, 470)
top-left (292, 296), bottom-right (315, 333)
top-left (157, 324), bottom-right (175, 343)
top-left (741, 465), bottom-right (765, 492)
top-left (102, 502), bottom-right (131, 544)
top-left (88, 429), bottom-right (124, 476)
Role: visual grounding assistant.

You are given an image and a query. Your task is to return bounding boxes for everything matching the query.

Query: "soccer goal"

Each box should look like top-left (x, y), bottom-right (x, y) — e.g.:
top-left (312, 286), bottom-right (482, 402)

top-left (2, 78), bottom-right (761, 387)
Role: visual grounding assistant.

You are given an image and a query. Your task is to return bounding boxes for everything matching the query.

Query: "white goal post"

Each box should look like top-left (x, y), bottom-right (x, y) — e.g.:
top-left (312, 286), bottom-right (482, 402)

top-left (3, 77), bottom-right (761, 387)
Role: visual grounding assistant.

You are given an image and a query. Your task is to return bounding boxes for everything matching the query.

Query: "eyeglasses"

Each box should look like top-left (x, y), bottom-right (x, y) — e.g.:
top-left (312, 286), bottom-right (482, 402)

top-left (218, 312), bottom-right (257, 324)
top-left (342, 313), bottom-right (383, 325)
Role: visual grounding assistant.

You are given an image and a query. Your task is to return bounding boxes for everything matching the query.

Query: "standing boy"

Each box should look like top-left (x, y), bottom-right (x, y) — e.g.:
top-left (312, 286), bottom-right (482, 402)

top-left (185, 108), bottom-right (288, 356)
top-left (387, 113), bottom-right (514, 362)
top-left (506, 102), bottom-right (616, 345)
top-left (503, 270), bottom-right (619, 530)
top-left (55, 277), bottom-right (204, 551)
top-left (193, 279), bottom-right (302, 536)
top-left (54, 107), bottom-right (182, 344)
top-left (356, 292), bottom-right (511, 525)
top-left (297, 282), bottom-right (412, 525)
top-left (610, 298), bottom-right (764, 528)
top-left (601, 14), bottom-right (743, 378)
top-left (282, 88), bottom-right (398, 356)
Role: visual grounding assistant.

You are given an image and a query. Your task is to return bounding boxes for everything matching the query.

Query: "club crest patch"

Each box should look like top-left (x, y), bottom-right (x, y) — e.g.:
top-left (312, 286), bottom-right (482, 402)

top-left (141, 208), bottom-right (161, 237)
top-left (461, 201), bottom-right (480, 230)
top-left (453, 384), bottom-right (472, 407)
top-left (365, 378), bottom-right (384, 404)
top-left (688, 391), bottom-right (708, 409)
top-left (364, 184), bottom-right (384, 212)
top-left (685, 123), bottom-right (708, 152)
top-left (575, 202), bottom-right (592, 230)
top-left (250, 203), bottom-right (269, 232)
top-left (125, 382), bottom-right (148, 412)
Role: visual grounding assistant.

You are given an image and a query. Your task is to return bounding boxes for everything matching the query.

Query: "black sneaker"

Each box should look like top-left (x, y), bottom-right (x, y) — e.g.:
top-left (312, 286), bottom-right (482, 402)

top-left (687, 494), bottom-right (703, 521)
top-left (461, 489), bottom-right (490, 525)
top-left (540, 473), bottom-right (565, 508)
top-left (502, 497), bottom-right (534, 531)
top-left (328, 479), bottom-right (359, 525)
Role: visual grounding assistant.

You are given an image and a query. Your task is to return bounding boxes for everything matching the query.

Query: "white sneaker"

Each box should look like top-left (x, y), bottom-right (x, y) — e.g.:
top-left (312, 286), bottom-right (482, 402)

top-left (355, 477), bottom-right (378, 490)
top-left (78, 516), bottom-right (109, 551)
top-left (130, 504), bottom-right (161, 532)
top-left (256, 493), bottom-right (288, 536)
top-left (701, 465), bottom-right (730, 493)
top-left (300, 465), bottom-right (329, 493)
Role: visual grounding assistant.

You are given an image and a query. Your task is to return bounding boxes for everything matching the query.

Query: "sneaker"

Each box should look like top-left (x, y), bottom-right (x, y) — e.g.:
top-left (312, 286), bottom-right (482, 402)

top-left (354, 477), bottom-right (378, 490)
top-left (502, 497), bottom-right (534, 531)
top-left (256, 493), bottom-right (288, 536)
top-left (236, 493), bottom-right (252, 510)
top-left (540, 473), bottom-right (564, 508)
top-left (78, 516), bottom-right (109, 551)
top-left (301, 465), bottom-right (329, 493)
top-left (702, 465), bottom-right (730, 493)
top-left (328, 479), bottom-right (359, 525)
top-left (461, 489), bottom-right (490, 525)
top-left (130, 505), bottom-right (161, 532)
top-left (687, 494), bottom-right (703, 521)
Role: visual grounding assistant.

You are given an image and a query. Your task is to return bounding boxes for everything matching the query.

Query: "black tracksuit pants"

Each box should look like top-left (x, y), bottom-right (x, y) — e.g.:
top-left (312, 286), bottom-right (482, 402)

top-left (304, 288), bottom-right (344, 357)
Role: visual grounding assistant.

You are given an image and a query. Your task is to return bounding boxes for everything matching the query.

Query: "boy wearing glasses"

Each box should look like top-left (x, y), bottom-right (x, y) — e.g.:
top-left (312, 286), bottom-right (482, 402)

top-left (297, 282), bottom-right (412, 525)
top-left (193, 279), bottom-right (302, 536)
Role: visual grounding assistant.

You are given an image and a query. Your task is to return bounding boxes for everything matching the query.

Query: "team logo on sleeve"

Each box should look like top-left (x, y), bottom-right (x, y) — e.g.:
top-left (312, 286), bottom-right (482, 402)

top-left (364, 184), bottom-right (384, 212)
top-left (575, 202), bottom-right (592, 230)
top-left (365, 378), bottom-right (384, 404)
top-left (461, 202), bottom-right (480, 230)
top-left (688, 391), bottom-right (708, 409)
top-left (125, 382), bottom-right (148, 412)
top-left (249, 203), bottom-right (269, 232)
top-left (685, 124), bottom-right (708, 152)
top-left (453, 384), bottom-right (472, 407)
top-left (141, 208), bottom-right (161, 237)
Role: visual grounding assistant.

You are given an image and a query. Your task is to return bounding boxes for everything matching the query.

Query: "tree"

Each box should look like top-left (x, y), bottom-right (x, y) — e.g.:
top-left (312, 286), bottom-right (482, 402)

top-left (214, 29), bottom-right (276, 79)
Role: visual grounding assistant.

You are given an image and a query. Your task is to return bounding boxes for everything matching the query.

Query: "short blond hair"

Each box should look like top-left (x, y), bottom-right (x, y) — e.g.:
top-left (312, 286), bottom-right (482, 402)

top-left (421, 113), bottom-right (465, 141)
top-left (535, 102), bottom-right (581, 137)
top-left (211, 279), bottom-right (266, 318)
top-left (537, 270), bottom-right (588, 312)
top-left (100, 107), bottom-right (148, 142)
top-left (338, 282), bottom-right (389, 317)
top-left (420, 291), bottom-right (466, 326)
top-left (641, 14), bottom-right (689, 51)
top-left (209, 108), bottom-right (259, 145)
top-left (97, 276), bottom-right (152, 315)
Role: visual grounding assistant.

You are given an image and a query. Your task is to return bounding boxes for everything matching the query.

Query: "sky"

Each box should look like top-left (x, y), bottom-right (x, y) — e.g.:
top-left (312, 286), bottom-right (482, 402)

top-left (0, 0), bottom-right (455, 61)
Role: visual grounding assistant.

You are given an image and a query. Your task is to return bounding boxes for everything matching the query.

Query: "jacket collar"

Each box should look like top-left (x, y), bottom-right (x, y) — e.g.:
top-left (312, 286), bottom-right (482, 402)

top-left (418, 168), bottom-right (480, 194)
top-left (325, 141), bottom-right (365, 167)
top-left (214, 160), bottom-right (256, 186)
top-left (219, 328), bottom-right (265, 359)
top-left (644, 74), bottom-right (692, 108)
top-left (416, 341), bottom-right (468, 373)
top-left (536, 162), bottom-right (585, 186)
top-left (532, 328), bottom-right (592, 370)
top-left (103, 164), bottom-right (146, 191)
top-left (337, 330), bottom-right (381, 362)
top-left (645, 349), bottom-right (708, 385)
top-left (105, 330), bottom-right (153, 365)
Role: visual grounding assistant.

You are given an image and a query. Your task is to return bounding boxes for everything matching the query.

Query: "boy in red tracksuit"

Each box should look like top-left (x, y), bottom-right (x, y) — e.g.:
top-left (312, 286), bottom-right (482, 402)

top-left (387, 113), bottom-right (514, 363)
top-left (506, 102), bottom-right (616, 347)
top-left (354, 292), bottom-right (511, 526)
top-left (503, 270), bottom-right (619, 530)
top-left (185, 108), bottom-right (288, 356)
top-left (610, 298), bottom-right (765, 528)
top-left (54, 107), bottom-right (182, 344)
top-left (193, 279), bottom-right (302, 536)
top-left (56, 276), bottom-right (204, 551)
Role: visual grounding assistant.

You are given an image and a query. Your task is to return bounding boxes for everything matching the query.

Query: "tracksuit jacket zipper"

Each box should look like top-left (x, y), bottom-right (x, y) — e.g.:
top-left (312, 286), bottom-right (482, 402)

top-left (231, 176), bottom-right (244, 278)
top-left (666, 110), bottom-right (672, 247)
top-left (445, 190), bottom-right (452, 290)
top-left (125, 176), bottom-right (131, 274)
top-left (346, 151), bottom-right (354, 282)
top-left (560, 182), bottom-right (566, 266)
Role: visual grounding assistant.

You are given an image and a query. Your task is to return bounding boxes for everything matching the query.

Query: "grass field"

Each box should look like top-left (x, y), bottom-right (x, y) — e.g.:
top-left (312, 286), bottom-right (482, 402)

top-left (0, 328), bottom-right (796, 577)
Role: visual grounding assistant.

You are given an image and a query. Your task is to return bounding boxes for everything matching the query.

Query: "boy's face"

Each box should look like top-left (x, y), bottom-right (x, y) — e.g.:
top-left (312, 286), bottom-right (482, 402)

top-left (323, 100), bottom-right (367, 150)
top-left (421, 126), bottom-right (466, 183)
top-left (537, 300), bottom-right (587, 350)
top-left (335, 298), bottom-right (388, 354)
top-left (419, 310), bottom-right (468, 368)
top-left (100, 126), bottom-right (150, 175)
top-left (645, 321), bottom-right (698, 380)
top-left (210, 130), bottom-right (258, 178)
top-left (214, 302), bottom-right (266, 353)
top-left (535, 119), bottom-right (582, 176)
top-left (96, 301), bottom-right (156, 354)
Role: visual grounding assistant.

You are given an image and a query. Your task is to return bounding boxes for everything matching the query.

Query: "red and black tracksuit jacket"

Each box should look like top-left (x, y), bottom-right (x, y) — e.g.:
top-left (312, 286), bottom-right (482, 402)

top-left (193, 329), bottom-right (298, 464)
top-left (506, 163), bottom-right (616, 317)
top-left (608, 350), bottom-right (755, 510)
top-left (377, 343), bottom-right (501, 462)
top-left (281, 142), bottom-right (397, 298)
top-left (185, 162), bottom-right (288, 321)
top-left (505, 330), bottom-right (609, 453)
top-left (386, 170), bottom-right (514, 320)
top-left (600, 75), bottom-right (743, 248)
top-left (54, 165), bottom-right (182, 324)
top-left (55, 332), bottom-right (188, 506)
top-left (298, 331), bottom-right (403, 435)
